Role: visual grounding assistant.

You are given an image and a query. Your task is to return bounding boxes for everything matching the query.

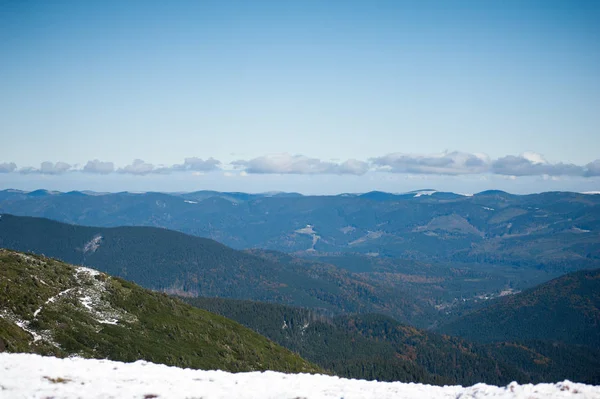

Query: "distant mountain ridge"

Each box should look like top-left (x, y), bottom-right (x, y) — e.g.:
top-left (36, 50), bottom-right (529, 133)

top-left (1, 189), bottom-right (598, 271)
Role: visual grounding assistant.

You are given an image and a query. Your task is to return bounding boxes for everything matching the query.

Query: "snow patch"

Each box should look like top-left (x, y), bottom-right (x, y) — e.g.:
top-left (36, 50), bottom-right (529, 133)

top-left (74, 267), bottom-right (136, 326)
top-left (77, 266), bottom-right (101, 277)
top-left (12, 318), bottom-right (43, 342)
top-left (301, 321), bottom-right (310, 335)
top-left (499, 289), bottom-right (520, 297)
top-left (1, 353), bottom-right (598, 399)
top-left (482, 206), bottom-right (495, 211)
top-left (33, 288), bottom-right (75, 318)
top-left (0, 309), bottom-right (50, 345)
top-left (83, 235), bottom-right (103, 254)
top-left (295, 224), bottom-right (320, 251)
top-left (34, 276), bottom-right (49, 286)
top-left (414, 190), bottom-right (437, 197)
top-left (572, 227), bottom-right (591, 233)
top-left (184, 200), bottom-right (198, 204)
top-left (13, 252), bottom-right (46, 265)
top-left (296, 224), bottom-right (316, 235)
top-left (349, 231), bottom-right (384, 246)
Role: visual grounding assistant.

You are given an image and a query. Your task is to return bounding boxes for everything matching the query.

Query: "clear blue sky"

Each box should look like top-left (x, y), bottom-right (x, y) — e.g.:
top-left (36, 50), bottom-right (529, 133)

top-left (1, 0), bottom-right (599, 193)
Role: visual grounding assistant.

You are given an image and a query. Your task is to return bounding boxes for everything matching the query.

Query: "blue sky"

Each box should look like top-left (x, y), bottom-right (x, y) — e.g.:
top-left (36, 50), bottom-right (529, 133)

top-left (1, 0), bottom-right (599, 194)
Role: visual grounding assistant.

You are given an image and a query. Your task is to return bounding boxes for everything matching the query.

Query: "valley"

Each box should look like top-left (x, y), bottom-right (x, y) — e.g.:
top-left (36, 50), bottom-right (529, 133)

top-left (2, 1), bottom-right (599, 396)
top-left (1, 189), bottom-right (599, 387)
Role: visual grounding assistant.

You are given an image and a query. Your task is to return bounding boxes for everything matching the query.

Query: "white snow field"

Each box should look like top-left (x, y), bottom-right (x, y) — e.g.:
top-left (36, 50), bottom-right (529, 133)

top-left (1, 353), bottom-right (599, 399)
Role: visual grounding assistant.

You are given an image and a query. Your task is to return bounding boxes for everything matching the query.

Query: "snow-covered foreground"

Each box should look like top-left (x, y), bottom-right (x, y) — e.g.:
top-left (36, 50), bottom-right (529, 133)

top-left (1, 353), bottom-right (599, 399)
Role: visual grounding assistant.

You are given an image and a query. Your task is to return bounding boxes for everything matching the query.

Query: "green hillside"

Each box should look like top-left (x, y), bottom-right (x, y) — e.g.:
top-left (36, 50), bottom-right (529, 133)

top-left (184, 297), bottom-right (600, 385)
top-left (0, 214), bottom-right (434, 326)
top-left (185, 297), bottom-right (449, 385)
top-left (0, 249), bottom-right (320, 373)
top-left (437, 268), bottom-right (600, 348)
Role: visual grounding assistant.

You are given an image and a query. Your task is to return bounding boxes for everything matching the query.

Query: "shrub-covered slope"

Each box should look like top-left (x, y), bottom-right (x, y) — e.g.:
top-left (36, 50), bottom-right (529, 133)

top-left (0, 249), bottom-right (320, 373)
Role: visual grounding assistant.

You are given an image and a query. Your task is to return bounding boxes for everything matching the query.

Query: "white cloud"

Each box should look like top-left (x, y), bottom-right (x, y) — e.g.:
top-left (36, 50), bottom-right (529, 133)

top-left (337, 159), bottom-right (370, 175)
top-left (41, 161), bottom-right (71, 174)
top-left (6, 153), bottom-right (600, 179)
top-left (371, 151), bottom-right (598, 178)
top-left (521, 152), bottom-right (548, 165)
top-left (83, 160), bottom-right (115, 174)
top-left (370, 151), bottom-right (489, 175)
top-left (0, 162), bottom-right (17, 173)
top-left (171, 157), bottom-right (221, 172)
top-left (232, 153), bottom-right (369, 175)
top-left (19, 161), bottom-right (72, 175)
top-left (584, 159), bottom-right (600, 177)
top-left (117, 159), bottom-right (155, 175)
top-left (491, 154), bottom-right (583, 176)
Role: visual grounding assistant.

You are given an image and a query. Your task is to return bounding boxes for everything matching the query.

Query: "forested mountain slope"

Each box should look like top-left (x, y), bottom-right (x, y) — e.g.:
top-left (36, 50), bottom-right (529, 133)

top-left (0, 214), bottom-right (434, 326)
top-left (437, 268), bottom-right (600, 348)
top-left (186, 297), bottom-right (600, 385)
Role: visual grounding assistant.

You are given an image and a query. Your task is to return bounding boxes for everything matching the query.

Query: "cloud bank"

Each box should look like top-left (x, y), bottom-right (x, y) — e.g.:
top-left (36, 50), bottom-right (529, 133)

top-left (491, 155), bottom-right (583, 177)
top-left (84, 160), bottom-right (115, 174)
top-left (172, 157), bottom-right (221, 172)
top-left (0, 162), bottom-right (17, 173)
top-left (117, 159), bottom-right (156, 175)
top-left (18, 162), bottom-right (73, 175)
top-left (115, 157), bottom-right (222, 175)
top-left (2, 152), bottom-right (599, 178)
top-left (585, 159), bottom-right (600, 177)
top-left (232, 154), bottom-right (369, 175)
top-left (370, 151), bottom-right (489, 175)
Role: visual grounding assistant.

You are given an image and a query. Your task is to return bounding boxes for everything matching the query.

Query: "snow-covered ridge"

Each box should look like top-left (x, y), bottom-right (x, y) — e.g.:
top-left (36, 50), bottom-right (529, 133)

top-left (1, 353), bottom-right (598, 399)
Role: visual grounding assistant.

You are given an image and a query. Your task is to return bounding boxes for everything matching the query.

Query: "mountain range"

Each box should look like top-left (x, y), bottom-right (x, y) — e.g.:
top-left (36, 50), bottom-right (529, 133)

top-left (0, 213), bottom-right (434, 327)
top-left (1, 189), bottom-right (599, 385)
top-left (1, 189), bottom-right (599, 271)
